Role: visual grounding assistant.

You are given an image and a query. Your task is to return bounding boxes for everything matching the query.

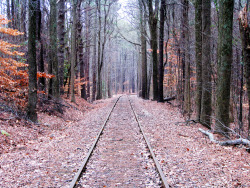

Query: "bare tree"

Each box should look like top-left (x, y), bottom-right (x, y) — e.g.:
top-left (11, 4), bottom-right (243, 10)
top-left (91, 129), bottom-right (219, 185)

top-left (215, 0), bottom-right (234, 136)
top-left (27, 0), bottom-right (38, 122)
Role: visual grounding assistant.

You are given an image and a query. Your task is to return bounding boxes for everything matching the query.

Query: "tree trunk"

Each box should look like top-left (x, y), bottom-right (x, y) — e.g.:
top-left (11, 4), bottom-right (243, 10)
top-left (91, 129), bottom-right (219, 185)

top-left (215, 0), bottom-right (234, 136)
top-left (77, 0), bottom-right (85, 100)
top-left (85, 2), bottom-right (91, 100)
top-left (122, 53), bottom-right (126, 93)
top-left (239, 4), bottom-right (250, 138)
top-left (27, 0), bottom-right (37, 122)
top-left (158, 0), bottom-right (166, 103)
top-left (148, 0), bottom-right (159, 101)
top-left (183, 0), bottom-right (191, 119)
top-left (179, 1), bottom-right (186, 111)
top-left (37, 0), bottom-right (45, 92)
top-left (139, 0), bottom-right (147, 99)
top-left (92, 7), bottom-right (97, 101)
top-left (20, 0), bottom-right (27, 40)
top-left (49, 0), bottom-right (60, 101)
top-left (70, 0), bottom-right (77, 102)
top-left (11, 0), bottom-right (16, 29)
top-left (96, 0), bottom-right (102, 100)
top-left (7, 0), bottom-right (11, 27)
top-left (195, 0), bottom-right (202, 121)
top-left (200, 0), bottom-right (212, 128)
top-left (58, 0), bottom-right (65, 95)
top-left (132, 51), bottom-right (136, 93)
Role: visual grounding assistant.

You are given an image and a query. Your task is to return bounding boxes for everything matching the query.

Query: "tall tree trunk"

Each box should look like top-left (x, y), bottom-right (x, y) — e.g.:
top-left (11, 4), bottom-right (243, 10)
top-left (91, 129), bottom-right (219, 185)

top-left (37, 0), bottom-right (41, 41)
top-left (27, 0), bottom-right (37, 122)
top-left (183, 0), bottom-right (191, 119)
top-left (147, 0), bottom-right (159, 100)
top-left (96, 0), bottom-right (102, 100)
top-left (11, 0), bottom-right (16, 29)
top-left (37, 0), bottom-right (45, 92)
top-left (20, 0), bottom-right (27, 39)
top-left (92, 7), bottom-right (97, 101)
top-left (77, 0), bottom-right (85, 99)
top-left (158, 0), bottom-right (166, 102)
top-left (132, 51), bottom-right (136, 93)
top-left (200, 0), bottom-right (212, 128)
top-left (58, 0), bottom-right (65, 95)
top-left (70, 0), bottom-right (77, 102)
top-left (49, 0), bottom-right (60, 101)
top-left (179, 1), bottom-right (186, 111)
top-left (107, 50), bottom-right (112, 98)
top-left (7, 0), bottom-right (11, 27)
top-left (85, 2), bottom-right (91, 99)
top-left (239, 56), bottom-right (243, 133)
top-left (195, 0), bottom-right (202, 121)
top-left (122, 53), bottom-right (126, 93)
top-left (215, 0), bottom-right (234, 137)
top-left (239, 4), bottom-right (250, 138)
top-left (139, 0), bottom-right (147, 99)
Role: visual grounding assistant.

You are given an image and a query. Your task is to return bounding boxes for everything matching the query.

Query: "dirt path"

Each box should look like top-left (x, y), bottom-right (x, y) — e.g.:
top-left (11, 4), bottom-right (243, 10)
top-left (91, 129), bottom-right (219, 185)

top-left (78, 96), bottom-right (161, 187)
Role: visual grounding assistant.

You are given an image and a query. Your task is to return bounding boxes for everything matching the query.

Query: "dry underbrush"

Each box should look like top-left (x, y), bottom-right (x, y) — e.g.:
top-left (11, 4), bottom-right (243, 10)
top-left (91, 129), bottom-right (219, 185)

top-left (0, 95), bottom-right (99, 154)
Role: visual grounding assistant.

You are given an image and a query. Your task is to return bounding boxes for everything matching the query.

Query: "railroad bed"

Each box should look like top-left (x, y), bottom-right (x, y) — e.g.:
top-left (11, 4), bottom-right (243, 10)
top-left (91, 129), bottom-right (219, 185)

top-left (70, 95), bottom-right (168, 187)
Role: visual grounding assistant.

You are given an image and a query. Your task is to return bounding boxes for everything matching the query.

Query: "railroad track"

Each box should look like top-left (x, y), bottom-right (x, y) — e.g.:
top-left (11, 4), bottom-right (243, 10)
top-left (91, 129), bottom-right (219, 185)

top-left (69, 95), bottom-right (169, 188)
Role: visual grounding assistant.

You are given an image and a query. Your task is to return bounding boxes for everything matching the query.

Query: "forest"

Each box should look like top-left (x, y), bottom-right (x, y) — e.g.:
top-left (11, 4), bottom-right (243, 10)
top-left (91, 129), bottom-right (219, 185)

top-left (0, 0), bottom-right (250, 187)
top-left (0, 0), bottom-right (250, 140)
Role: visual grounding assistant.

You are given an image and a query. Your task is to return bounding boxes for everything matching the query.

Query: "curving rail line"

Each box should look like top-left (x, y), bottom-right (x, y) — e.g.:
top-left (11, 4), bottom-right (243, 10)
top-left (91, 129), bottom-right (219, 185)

top-left (69, 95), bottom-right (169, 188)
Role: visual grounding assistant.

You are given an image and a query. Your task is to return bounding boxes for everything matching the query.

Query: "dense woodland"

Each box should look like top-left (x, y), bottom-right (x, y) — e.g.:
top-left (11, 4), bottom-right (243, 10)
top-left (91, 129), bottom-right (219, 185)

top-left (0, 0), bottom-right (250, 141)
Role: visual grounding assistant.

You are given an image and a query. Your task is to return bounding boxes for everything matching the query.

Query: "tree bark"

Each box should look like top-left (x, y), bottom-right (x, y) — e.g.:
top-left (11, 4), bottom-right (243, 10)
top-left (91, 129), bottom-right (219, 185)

top-left (77, 0), bottom-right (86, 100)
top-left (195, 0), bottom-right (202, 121)
top-left (183, 0), bottom-right (191, 119)
top-left (239, 4), bottom-right (250, 139)
top-left (37, 0), bottom-right (45, 92)
top-left (92, 6), bottom-right (97, 101)
top-left (215, 0), bottom-right (234, 136)
top-left (139, 0), bottom-right (147, 99)
top-left (6, 0), bottom-right (11, 27)
top-left (58, 0), bottom-right (65, 95)
top-left (11, 0), bottom-right (16, 29)
top-left (49, 0), bottom-right (60, 101)
top-left (96, 0), bottom-right (102, 100)
top-left (20, 0), bottom-right (27, 39)
top-left (200, 0), bottom-right (212, 128)
top-left (85, 1), bottom-right (91, 100)
top-left (27, 0), bottom-right (37, 122)
top-left (147, 0), bottom-right (159, 101)
top-left (158, 0), bottom-right (166, 103)
top-left (70, 0), bottom-right (77, 102)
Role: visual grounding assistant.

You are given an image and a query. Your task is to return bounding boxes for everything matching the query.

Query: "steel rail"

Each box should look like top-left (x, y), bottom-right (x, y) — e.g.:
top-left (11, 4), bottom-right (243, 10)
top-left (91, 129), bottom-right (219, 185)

top-left (128, 96), bottom-right (170, 188)
top-left (69, 96), bottom-right (121, 188)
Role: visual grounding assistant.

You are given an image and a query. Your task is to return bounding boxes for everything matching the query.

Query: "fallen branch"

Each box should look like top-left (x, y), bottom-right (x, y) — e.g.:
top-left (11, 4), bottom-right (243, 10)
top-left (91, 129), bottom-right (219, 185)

top-left (164, 96), bottom-right (176, 103)
top-left (175, 119), bottom-right (197, 126)
top-left (178, 133), bottom-right (189, 138)
top-left (198, 128), bottom-right (250, 147)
